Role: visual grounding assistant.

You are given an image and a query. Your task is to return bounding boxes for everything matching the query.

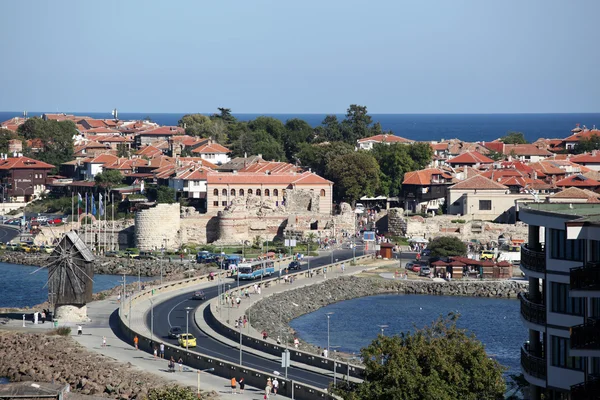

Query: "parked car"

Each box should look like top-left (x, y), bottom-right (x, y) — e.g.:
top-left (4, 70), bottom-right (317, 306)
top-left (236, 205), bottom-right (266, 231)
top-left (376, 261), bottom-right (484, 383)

top-left (104, 251), bottom-right (120, 258)
top-left (288, 261), bottom-right (301, 270)
top-left (40, 245), bottom-right (55, 254)
top-left (419, 266), bottom-right (431, 276)
top-left (168, 326), bottom-right (183, 339)
top-left (405, 262), bottom-right (415, 270)
top-left (47, 218), bottom-right (63, 225)
top-left (480, 250), bottom-right (495, 260)
top-left (136, 252), bottom-right (158, 260)
top-left (6, 243), bottom-right (18, 251)
top-left (192, 290), bottom-right (206, 300)
top-left (410, 263), bottom-right (421, 273)
top-left (178, 333), bottom-right (197, 348)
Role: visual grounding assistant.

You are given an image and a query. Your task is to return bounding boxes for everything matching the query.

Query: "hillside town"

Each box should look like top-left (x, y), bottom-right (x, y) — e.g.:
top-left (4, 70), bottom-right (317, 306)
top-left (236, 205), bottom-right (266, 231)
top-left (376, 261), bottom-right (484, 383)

top-left (0, 113), bottom-right (599, 254)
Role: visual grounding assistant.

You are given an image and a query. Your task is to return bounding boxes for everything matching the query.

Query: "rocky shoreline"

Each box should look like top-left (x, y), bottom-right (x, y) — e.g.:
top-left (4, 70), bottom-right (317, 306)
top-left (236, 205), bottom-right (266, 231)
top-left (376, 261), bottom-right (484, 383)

top-left (247, 276), bottom-right (528, 358)
top-left (0, 331), bottom-right (218, 399)
top-left (0, 251), bottom-right (201, 276)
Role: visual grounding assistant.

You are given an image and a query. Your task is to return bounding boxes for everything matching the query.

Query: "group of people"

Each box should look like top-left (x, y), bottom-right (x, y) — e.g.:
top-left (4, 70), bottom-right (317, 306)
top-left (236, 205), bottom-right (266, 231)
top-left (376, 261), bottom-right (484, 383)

top-left (31, 309), bottom-right (51, 324)
top-left (167, 356), bottom-right (184, 372)
top-left (232, 376), bottom-right (278, 397)
top-left (234, 315), bottom-right (248, 329)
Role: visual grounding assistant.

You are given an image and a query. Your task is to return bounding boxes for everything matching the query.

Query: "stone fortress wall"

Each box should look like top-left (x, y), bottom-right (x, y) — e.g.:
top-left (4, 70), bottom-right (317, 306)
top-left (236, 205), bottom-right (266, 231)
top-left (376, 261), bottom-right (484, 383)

top-left (134, 203), bottom-right (181, 250)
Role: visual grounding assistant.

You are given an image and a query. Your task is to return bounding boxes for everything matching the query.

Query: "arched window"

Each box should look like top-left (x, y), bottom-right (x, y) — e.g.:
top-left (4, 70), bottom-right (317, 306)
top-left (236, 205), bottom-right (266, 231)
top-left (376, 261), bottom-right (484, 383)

top-left (320, 189), bottom-right (326, 196)
top-left (231, 189), bottom-right (236, 196)
top-left (222, 189), bottom-right (227, 196)
top-left (256, 189), bottom-right (261, 196)
top-left (248, 189), bottom-right (253, 195)
top-left (239, 189), bottom-right (244, 196)
top-left (273, 189), bottom-right (279, 197)
top-left (213, 189), bottom-right (219, 196)
top-left (265, 189), bottom-right (270, 197)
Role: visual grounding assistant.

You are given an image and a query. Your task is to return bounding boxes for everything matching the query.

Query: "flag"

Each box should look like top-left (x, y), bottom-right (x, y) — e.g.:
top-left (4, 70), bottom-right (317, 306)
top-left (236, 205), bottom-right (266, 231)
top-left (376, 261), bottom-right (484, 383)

top-left (92, 194), bottom-right (97, 216)
top-left (78, 193), bottom-right (83, 215)
top-left (140, 180), bottom-right (145, 194)
top-left (99, 193), bottom-right (104, 217)
top-left (85, 193), bottom-right (89, 215)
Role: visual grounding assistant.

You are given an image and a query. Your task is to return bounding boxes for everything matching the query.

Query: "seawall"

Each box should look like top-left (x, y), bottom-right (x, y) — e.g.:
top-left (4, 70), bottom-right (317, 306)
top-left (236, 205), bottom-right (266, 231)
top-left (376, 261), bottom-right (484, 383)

top-left (248, 276), bottom-right (528, 344)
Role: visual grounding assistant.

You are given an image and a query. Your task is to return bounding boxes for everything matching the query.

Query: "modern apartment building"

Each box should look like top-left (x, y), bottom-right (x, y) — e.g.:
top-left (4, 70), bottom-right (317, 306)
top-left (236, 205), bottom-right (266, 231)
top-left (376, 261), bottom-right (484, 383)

top-left (519, 203), bottom-right (600, 399)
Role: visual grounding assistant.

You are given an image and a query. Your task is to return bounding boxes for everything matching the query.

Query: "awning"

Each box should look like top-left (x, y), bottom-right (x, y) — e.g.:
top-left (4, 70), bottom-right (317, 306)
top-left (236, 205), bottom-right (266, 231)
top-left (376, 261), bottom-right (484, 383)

top-left (359, 195), bottom-right (388, 201)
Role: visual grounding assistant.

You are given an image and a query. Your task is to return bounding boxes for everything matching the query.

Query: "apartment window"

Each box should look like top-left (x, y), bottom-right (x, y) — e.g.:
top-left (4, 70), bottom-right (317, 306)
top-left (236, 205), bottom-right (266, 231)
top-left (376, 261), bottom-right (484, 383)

top-left (273, 189), bottom-right (278, 197)
top-left (230, 189), bottom-right (236, 196)
top-left (213, 189), bottom-right (218, 196)
top-left (551, 336), bottom-right (583, 370)
top-left (320, 189), bottom-right (326, 196)
top-left (221, 201), bottom-right (227, 206)
top-left (592, 298), bottom-right (600, 319)
top-left (256, 189), bottom-right (261, 196)
top-left (247, 189), bottom-right (253, 195)
top-left (551, 282), bottom-right (584, 316)
top-left (213, 201), bottom-right (219, 207)
top-left (550, 229), bottom-right (584, 261)
top-left (222, 189), bottom-right (227, 196)
top-left (264, 189), bottom-right (270, 197)
top-left (239, 189), bottom-right (244, 196)
top-left (479, 200), bottom-right (492, 211)
top-left (591, 240), bottom-right (600, 262)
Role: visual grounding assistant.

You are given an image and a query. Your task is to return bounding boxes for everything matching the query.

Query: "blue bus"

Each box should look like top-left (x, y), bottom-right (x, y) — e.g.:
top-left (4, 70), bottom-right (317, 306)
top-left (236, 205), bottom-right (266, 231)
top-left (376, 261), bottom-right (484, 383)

top-left (223, 255), bottom-right (242, 269)
top-left (237, 260), bottom-right (275, 280)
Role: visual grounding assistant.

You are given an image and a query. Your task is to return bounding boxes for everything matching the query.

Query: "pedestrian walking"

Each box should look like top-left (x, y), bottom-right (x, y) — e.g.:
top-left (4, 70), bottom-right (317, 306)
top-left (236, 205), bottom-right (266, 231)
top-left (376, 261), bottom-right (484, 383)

top-left (262, 330), bottom-right (268, 340)
top-left (133, 335), bottom-right (139, 350)
top-left (77, 325), bottom-right (83, 335)
top-left (235, 319), bottom-right (239, 329)
top-left (236, 296), bottom-right (241, 308)
top-left (272, 377), bottom-right (279, 396)
top-left (265, 378), bottom-right (273, 398)
top-left (41, 311), bottom-right (46, 324)
top-left (178, 357), bottom-right (183, 372)
top-left (160, 343), bottom-right (165, 358)
top-left (230, 377), bottom-right (237, 394)
top-left (294, 337), bottom-right (299, 349)
top-left (244, 288), bottom-right (249, 298)
top-left (153, 346), bottom-right (158, 358)
top-left (102, 336), bottom-right (106, 347)
top-left (243, 315), bottom-right (247, 328)
top-left (257, 286), bottom-right (261, 295)
top-left (168, 356), bottom-right (175, 372)
top-left (117, 294), bottom-right (121, 303)
top-left (239, 377), bottom-right (245, 393)
top-left (341, 263), bottom-right (345, 273)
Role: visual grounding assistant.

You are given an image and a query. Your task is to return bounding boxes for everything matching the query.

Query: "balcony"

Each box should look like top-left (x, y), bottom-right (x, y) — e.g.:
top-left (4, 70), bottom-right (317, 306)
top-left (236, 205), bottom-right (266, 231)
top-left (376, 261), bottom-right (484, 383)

top-left (571, 319), bottom-right (600, 350)
top-left (520, 244), bottom-right (546, 274)
top-left (521, 342), bottom-right (546, 381)
top-left (519, 292), bottom-right (546, 326)
top-left (570, 262), bottom-right (600, 291)
top-left (571, 375), bottom-right (600, 400)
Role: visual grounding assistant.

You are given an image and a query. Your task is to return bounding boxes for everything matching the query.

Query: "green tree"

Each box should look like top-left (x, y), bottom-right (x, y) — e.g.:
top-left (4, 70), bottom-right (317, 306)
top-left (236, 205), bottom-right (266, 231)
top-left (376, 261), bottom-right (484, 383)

top-left (574, 134), bottom-right (600, 154)
top-left (153, 185), bottom-right (176, 204)
top-left (499, 131), bottom-right (527, 144)
top-left (371, 143), bottom-right (433, 197)
top-left (334, 314), bottom-right (506, 400)
top-left (487, 149), bottom-right (505, 161)
top-left (146, 385), bottom-right (198, 400)
top-left (326, 151), bottom-right (380, 204)
top-left (248, 116), bottom-right (286, 142)
top-left (94, 170), bottom-right (123, 190)
top-left (232, 129), bottom-right (285, 161)
top-left (0, 128), bottom-right (25, 154)
top-left (340, 104), bottom-right (373, 144)
top-left (177, 113), bottom-right (213, 137)
top-left (211, 107), bottom-right (237, 124)
top-left (283, 118), bottom-right (314, 162)
top-left (428, 236), bottom-right (467, 258)
top-left (18, 117), bottom-right (76, 171)
top-left (296, 141), bottom-right (355, 177)
top-left (116, 143), bottom-right (130, 158)
top-left (318, 115), bottom-right (343, 142)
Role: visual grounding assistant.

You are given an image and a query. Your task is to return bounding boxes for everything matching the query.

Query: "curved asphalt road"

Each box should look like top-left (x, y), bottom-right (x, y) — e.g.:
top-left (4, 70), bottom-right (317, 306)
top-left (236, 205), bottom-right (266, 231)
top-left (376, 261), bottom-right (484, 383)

top-left (0, 224), bottom-right (20, 244)
top-left (148, 247), bottom-right (416, 388)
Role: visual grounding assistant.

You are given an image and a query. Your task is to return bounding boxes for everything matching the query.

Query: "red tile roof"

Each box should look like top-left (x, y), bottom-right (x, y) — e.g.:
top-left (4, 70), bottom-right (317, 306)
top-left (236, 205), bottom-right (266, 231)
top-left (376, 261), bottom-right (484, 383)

top-left (563, 129), bottom-right (600, 142)
top-left (191, 143), bottom-right (231, 154)
top-left (447, 151), bottom-right (494, 165)
top-left (136, 126), bottom-right (184, 136)
top-left (207, 171), bottom-right (331, 185)
top-left (449, 175), bottom-right (508, 190)
top-left (555, 174), bottom-right (600, 188)
top-left (570, 152), bottom-right (600, 164)
top-left (136, 145), bottom-right (163, 157)
top-left (430, 143), bottom-right (448, 151)
top-left (0, 156), bottom-right (54, 170)
top-left (402, 168), bottom-right (453, 185)
top-left (551, 187), bottom-right (600, 203)
top-left (357, 134), bottom-right (412, 144)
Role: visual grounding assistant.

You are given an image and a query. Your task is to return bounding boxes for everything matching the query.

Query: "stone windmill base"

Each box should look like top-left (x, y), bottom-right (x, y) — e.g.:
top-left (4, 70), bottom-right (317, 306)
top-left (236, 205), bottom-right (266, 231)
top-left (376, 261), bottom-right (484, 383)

top-left (54, 304), bottom-right (91, 323)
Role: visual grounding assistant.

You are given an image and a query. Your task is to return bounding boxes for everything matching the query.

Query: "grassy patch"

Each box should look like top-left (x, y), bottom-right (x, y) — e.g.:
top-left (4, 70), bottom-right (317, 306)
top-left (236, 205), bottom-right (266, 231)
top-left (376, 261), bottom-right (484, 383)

top-left (47, 326), bottom-right (71, 336)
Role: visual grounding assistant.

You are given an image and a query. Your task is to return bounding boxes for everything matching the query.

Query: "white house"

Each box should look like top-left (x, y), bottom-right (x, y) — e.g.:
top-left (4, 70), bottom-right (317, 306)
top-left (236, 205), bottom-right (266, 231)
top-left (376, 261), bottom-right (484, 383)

top-left (356, 134), bottom-right (413, 150)
top-left (192, 143), bottom-right (231, 165)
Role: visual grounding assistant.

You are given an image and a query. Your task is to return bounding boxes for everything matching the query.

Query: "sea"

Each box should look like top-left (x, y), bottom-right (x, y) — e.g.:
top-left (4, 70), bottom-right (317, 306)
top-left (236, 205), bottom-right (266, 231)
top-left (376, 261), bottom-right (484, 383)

top-left (290, 294), bottom-right (526, 378)
top-left (2, 111), bottom-right (599, 143)
top-left (0, 262), bottom-right (155, 308)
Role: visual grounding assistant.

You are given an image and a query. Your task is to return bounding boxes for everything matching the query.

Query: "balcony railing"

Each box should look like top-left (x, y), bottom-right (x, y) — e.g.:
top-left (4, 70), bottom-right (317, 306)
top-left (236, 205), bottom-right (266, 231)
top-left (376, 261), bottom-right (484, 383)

top-left (571, 375), bottom-right (600, 400)
top-left (519, 292), bottom-right (546, 326)
top-left (571, 319), bottom-right (600, 350)
top-left (520, 244), bottom-right (546, 273)
top-left (521, 343), bottom-right (546, 380)
top-left (571, 262), bottom-right (600, 291)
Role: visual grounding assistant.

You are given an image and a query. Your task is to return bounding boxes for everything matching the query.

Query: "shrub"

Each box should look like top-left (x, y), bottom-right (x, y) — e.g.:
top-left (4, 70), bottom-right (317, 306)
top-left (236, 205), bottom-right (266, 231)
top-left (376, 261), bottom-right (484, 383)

top-left (450, 219), bottom-right (466, 224)
top-left (47, 327), bottom-right (71, 336)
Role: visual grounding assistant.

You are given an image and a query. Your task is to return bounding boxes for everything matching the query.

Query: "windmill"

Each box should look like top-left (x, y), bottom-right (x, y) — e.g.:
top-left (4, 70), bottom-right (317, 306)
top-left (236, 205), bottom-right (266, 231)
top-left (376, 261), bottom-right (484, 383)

top-left (33, 231), bottom-right (95, 322)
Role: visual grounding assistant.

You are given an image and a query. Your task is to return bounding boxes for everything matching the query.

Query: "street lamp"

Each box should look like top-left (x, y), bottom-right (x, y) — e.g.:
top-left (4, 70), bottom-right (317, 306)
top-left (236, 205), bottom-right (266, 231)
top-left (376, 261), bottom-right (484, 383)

top-left (227, 284), bottom-right (231, 324)
top-left (239, 321), bottom-right (243, 366)
top-left (326, 312), bottom-right (334, 356)
top-left (185, 306), bottom-right (193, 350)
top-left (377, 324), bottom-right (388, 336)
top-left (197, 367), bottom-right (215, 397)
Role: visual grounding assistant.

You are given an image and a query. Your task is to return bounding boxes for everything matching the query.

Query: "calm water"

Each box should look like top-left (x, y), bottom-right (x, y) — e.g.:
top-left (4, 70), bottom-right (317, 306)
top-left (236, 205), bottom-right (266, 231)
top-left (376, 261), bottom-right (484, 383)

top-left (0, 262), bottom-right (155, 308)
top-left (1, 111), bottom-right (598, 143)
top-left (290, 294), bottom-right (526, 377)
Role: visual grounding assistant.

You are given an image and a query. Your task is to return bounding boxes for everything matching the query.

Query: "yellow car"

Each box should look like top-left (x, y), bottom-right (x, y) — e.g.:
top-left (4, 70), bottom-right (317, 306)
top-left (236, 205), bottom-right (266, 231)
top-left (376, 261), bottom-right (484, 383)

top-left (42, 246), bottom-right (56, 254)
top-left (480, 250), bottom-right (495, 260)
top-left (178, 333), bottom-right (197, 348)
top-left (19, 243), bottom-right (32, 253)
top-left (30, 245), bottom-right (40, 252)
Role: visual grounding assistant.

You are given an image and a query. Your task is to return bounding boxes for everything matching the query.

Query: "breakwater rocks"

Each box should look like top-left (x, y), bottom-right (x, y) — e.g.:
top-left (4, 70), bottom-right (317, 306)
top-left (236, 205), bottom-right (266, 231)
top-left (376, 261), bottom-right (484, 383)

top-left (248, 276), bottom-right (528, 341)
top-left (0, 252), bottom-right (197, 277)
top-left (0, 331), bottom-right (218, 399)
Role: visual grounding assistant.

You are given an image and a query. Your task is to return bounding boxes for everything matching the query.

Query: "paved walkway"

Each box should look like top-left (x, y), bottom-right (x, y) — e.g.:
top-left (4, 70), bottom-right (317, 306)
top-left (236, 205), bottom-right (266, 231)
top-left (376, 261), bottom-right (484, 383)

top-left (2, 282), bottom-right (266, 399)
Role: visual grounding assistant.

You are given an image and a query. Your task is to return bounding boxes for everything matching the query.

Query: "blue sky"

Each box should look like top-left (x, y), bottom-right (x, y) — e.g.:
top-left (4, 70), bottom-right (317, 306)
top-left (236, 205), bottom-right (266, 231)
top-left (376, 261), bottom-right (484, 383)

top-left (1, 0), bottom-right (599, 114)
